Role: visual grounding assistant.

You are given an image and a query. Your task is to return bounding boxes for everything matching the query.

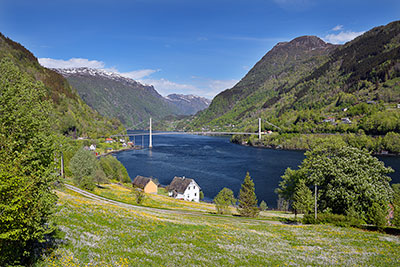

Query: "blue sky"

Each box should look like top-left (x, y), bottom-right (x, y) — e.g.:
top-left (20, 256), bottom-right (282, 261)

top-left (0, 0), bottom-right (399, 98)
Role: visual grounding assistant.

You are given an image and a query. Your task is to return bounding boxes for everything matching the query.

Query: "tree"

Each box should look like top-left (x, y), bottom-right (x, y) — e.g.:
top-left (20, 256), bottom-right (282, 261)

top-left (200, 191), bottom-right (204, 201)
top-left (237, 172), bottom-right (259, 217)
top-left (99, 155), bottom-right (130, 183)
top-left (392, 184), bottom-right (400, 227)
top-left (0, 59), bottom-right (57, 265)
top-left (69, 147), bottom-right (97, 190)
top-left (259, 200), bottom-right (268, 211)
top-left (133, 189), bottom-right (146, 205)
top-left (292, 180), bottom-right (314, 215)
top-left (276, 139), bottom-right (393, 224)
top-left (214, 188), bottom-right (236, 214)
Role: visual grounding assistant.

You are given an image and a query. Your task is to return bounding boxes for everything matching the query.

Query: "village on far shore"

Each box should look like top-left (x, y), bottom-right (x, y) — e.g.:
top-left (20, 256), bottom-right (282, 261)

top-left (132, 175), bottom-right (202, 202)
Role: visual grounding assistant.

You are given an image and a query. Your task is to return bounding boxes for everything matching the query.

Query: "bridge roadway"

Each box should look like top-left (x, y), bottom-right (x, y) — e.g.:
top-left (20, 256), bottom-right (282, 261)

top-left (111, 131), bottom-right (262, 137)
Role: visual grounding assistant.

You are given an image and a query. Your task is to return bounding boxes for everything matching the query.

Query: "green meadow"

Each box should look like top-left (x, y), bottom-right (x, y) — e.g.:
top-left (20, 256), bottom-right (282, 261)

top-left (37, 185), bottom-right (400, 266)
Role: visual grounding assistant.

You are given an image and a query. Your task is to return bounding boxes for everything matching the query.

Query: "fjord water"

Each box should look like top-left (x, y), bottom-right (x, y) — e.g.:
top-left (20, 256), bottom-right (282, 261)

top-left (116, 132), bottom-right (400, 208)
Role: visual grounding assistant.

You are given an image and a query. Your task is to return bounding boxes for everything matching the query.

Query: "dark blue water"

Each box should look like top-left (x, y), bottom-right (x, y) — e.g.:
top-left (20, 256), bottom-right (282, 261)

top-left (116, 132), bottom-right (400, 208)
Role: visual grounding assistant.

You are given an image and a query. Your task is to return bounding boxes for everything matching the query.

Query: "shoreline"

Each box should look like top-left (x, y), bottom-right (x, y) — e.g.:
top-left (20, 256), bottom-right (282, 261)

top-left (232, 140), bottom-right (400, 157)
top-left (97, 146), bottom-right (143, 158)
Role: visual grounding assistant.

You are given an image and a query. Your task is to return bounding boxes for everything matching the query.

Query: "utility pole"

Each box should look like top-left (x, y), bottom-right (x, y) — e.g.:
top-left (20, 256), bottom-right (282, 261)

top-left (60, 151), bottom-right (64, 179)
top-left (149, 117), bottom-right (153, 148)
top-left (258, 118), bottom-right (261, 140)
top-left (314, 184), bottom-right (318, 220)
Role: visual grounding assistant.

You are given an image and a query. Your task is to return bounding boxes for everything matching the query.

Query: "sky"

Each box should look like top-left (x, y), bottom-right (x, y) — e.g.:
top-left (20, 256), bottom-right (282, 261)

top-left (0, 0), bottom-right (399, 98)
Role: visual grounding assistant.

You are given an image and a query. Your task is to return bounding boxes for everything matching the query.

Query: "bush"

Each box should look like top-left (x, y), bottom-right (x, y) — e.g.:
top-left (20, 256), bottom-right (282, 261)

top-left (80, 176), bottom-right (96, 191)
top-left (303, 213), bottom-right (363, 227)
top-left (133, 189), bottom-right (146, 205)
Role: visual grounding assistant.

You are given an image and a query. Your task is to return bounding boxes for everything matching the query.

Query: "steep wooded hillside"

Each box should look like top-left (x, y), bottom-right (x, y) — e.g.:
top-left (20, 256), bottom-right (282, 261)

top-left (187, 21), bottom-right (400, 139)
top-left (0, 33), bottom-right (124, 138)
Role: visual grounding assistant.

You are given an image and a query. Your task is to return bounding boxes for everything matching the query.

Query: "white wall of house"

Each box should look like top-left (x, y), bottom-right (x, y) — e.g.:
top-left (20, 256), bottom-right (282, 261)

top-left (183, 181), bottom-right (200, 202)
top-left (168, 180), bottom-right (200, 202)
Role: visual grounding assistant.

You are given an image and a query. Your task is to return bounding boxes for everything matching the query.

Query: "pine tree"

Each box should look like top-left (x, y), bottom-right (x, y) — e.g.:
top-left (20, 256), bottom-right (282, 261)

top-left (237, 172), bottom-right (259, 217)
top-left (260, 200), bottom-right (268, 211)
top-left (292, 180), bottom-right (314, 214)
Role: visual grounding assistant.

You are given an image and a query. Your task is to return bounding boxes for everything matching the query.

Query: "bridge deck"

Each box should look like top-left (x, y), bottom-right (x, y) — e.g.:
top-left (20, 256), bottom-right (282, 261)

top-left (111, 131), bottom-right (262, 137)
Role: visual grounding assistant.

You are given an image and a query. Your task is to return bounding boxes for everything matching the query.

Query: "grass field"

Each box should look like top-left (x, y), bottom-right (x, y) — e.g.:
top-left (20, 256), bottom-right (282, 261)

top-left (36, 185), bottom-right (400, 266)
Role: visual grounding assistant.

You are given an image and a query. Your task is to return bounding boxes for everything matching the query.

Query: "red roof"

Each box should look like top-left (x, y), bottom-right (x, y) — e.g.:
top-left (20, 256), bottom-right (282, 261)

top-left (106, 138), bottom-right (113, 141)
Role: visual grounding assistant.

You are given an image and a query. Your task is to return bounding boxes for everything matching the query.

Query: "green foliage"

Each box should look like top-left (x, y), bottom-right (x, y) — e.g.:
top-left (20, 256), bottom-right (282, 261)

top-left (99, 155), bottom-right (130, 183)
top-left (277, 139), bottom-right (393, 225)
top-left (69, 147), bottom-right (98, 189)
top-left (367, 203), bottom-right (388, 229)
top-left (80, 176), bottom-right (96, 191)
top-left (259, 200), bottom-right (268, 211)
top-left (133, 189), bottom-right (146, 204)
top-left (392, 184), bottom-right (400, 227)
top-left (237, 172), bottom-right (259, 217)
top-left (185, 21), bottom-right (400, 153)
top-left (200, 191), bottom-right (204, 200)
top-left (0, 59), bottom-right (57, 265)
top-left (214, 188), bottom-right (236, 215)
top-left (292, 180), bottom-right (314, 215)
top-left (303, 213), bottom-right (363, 228)
top-left (65, 73), bottom-right (179, 129)
top-left (0, 32), bottom-right (125, 139)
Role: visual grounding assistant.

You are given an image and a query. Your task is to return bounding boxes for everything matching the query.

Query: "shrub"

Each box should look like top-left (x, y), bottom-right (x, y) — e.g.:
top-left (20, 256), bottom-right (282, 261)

top-left (303, 213), bottom-right (363, 227)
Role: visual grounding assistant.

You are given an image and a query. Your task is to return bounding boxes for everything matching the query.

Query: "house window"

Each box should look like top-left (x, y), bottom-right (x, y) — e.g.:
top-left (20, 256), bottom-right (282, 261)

top-left (194, 193), bottom-right (197, 196)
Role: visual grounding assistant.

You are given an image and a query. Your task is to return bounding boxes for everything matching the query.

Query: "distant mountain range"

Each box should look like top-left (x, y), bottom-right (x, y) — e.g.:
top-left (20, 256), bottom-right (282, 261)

top-left (187, 20), bottom-right (400, 138)
top-left (165, 94), bottom-right (211, 115)
top-left (55, 68), bottom-right (210, 128)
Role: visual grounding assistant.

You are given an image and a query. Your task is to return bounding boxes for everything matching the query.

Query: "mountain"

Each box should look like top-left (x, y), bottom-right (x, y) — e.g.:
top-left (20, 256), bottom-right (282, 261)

top-left (189, 35), bottom-right (338, 129)
top-left (165, 94), bottom-right (211, 115)
top-left (55, 68), bottom-right (211, 128)
top-left (0, 33), bottom-right (124, 138)
top-left (187, 21), bottom-right (400, 139)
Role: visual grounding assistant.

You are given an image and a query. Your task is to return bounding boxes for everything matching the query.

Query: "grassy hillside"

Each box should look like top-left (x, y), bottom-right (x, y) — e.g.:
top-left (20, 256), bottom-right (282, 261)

top-left (185, 21), bottom-right (400, 153)
top-left (37, 185), bottom-right (400, 266)
top-left (0, 33), bottom-right (124, 138)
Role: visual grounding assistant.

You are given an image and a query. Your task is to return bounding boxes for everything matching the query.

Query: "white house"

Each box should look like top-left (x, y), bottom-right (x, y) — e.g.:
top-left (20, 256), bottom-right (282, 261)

top-left (89, 144), bottom-right (96, 151)
top-left (168, 176), bottom-right (201, 202)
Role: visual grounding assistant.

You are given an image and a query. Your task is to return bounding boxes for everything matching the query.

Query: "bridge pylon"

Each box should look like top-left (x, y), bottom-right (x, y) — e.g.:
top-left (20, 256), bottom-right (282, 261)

top-left (149, 117), bottom-right (152, 148)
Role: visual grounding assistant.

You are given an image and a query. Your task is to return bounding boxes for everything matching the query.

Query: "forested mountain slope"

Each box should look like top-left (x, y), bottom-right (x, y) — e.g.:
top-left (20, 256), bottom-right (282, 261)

top-left (0, 33), bottom-right (124, 138)
top-left (55, 67), bottom-right (180, 129)
top-left (187, 21), bottom-right (400, 140)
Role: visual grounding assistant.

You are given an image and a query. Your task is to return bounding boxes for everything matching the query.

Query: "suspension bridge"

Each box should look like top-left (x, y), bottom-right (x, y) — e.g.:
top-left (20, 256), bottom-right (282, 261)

top-left (111, 118), bottom-right (281, 148)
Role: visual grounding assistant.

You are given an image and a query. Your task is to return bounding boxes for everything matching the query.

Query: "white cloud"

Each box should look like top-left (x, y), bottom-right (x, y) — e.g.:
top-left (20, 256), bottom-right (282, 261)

top-left (38, 57), bottom-right (105, 69)
top-left (140, 78), bottom-right (199, 96)
top-left (332, 25), bottom-right (343, 31)
top-left (139, 78), bottom-right (239, 98)
top-left (323, 31), bottom-right (365, 44)
top-left (120, 69), bottom-right (158, 79)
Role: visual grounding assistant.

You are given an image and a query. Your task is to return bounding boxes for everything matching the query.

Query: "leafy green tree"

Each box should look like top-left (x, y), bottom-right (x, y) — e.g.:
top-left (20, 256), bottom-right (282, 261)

top-left (0, 59), bottom-right (57, 265)
top-left (237, 172), bottom-right (259, 217)
top-left (214, 188), bottom-right (236, 214)
top-left (133, 189), bottom-right (146, 204)
top-left (259, 200), bottom-right (268, 211)
top-left (392, 184), bottom-right (400, 227)
top-left (69, 147), bottom-right (97, 190)
top-left (200, 191), bottom-right (204, 200)
top-left (276, 139), bottom-right (393, 224)
top-left (99, 155), bottom-right (130, 183)
top-left (292, 180), bottom-right (314, 215)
